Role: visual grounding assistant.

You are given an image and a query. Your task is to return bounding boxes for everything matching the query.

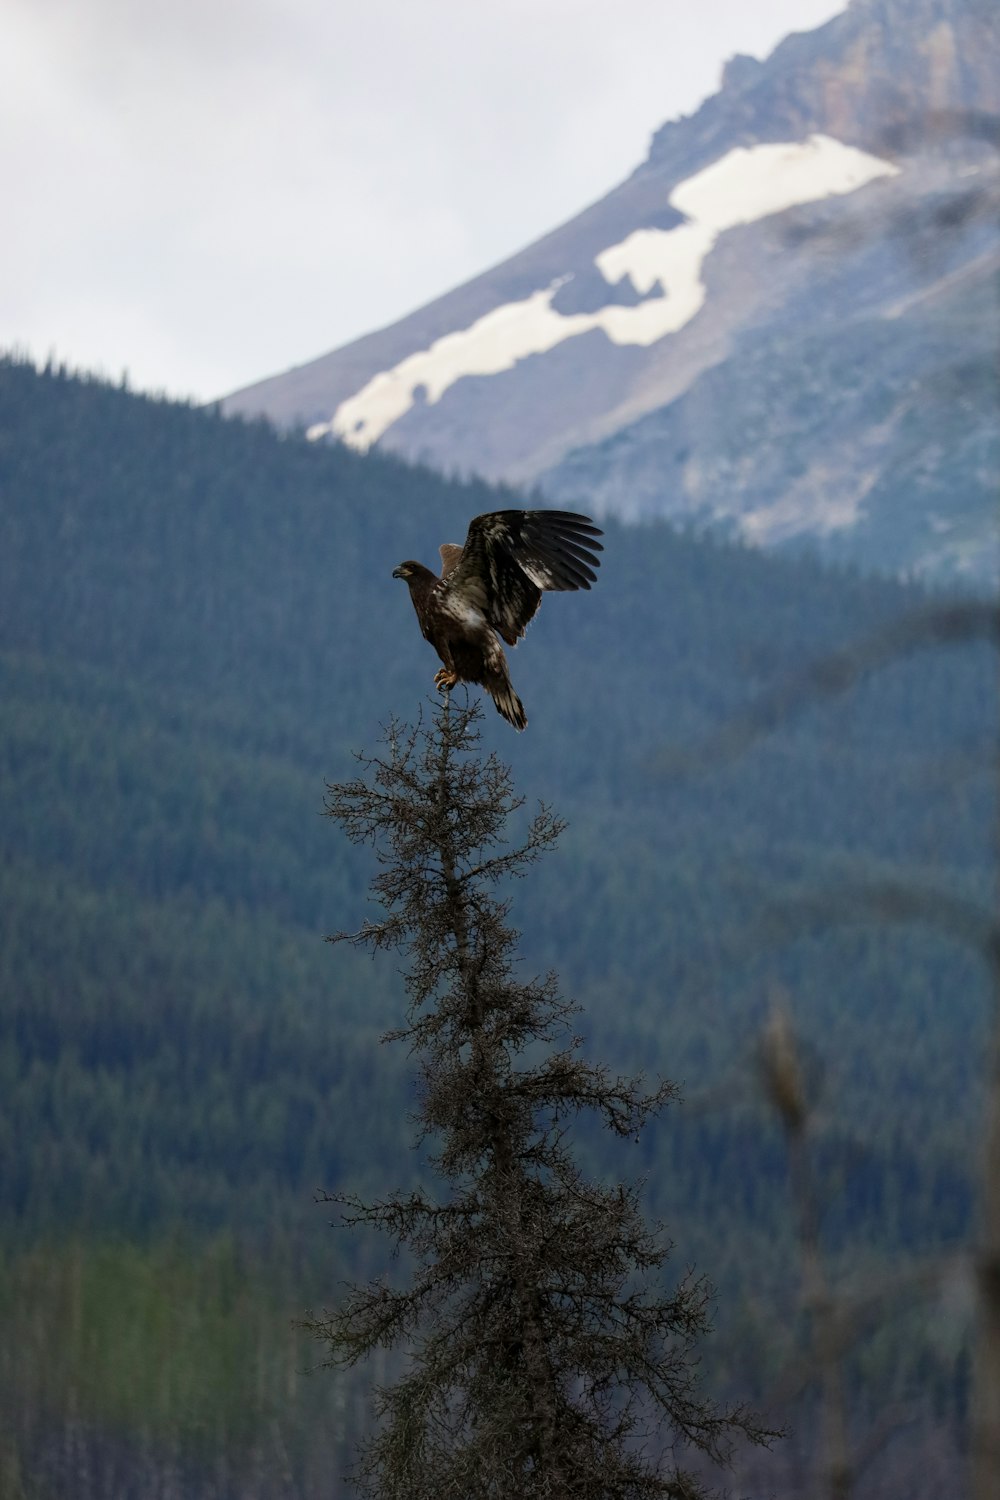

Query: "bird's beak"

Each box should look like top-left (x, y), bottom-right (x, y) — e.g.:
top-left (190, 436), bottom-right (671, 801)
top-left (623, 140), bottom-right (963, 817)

top-left (391, 566), bottom-right (405, 580)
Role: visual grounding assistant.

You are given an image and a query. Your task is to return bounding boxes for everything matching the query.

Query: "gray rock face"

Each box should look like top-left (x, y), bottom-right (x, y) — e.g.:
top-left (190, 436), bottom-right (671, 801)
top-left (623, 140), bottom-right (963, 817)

top-left (221, 0), bottom-right (1000, 584)
top-left (542, 150), bottom-right (1000, 584)
top-left (648, 0), bottom-right (1000, 166)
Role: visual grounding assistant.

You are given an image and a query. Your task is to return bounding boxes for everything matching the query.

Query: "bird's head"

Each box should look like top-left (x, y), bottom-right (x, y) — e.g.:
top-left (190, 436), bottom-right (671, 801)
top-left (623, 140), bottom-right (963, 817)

top-left (392, 561), bottom-right (420, 581)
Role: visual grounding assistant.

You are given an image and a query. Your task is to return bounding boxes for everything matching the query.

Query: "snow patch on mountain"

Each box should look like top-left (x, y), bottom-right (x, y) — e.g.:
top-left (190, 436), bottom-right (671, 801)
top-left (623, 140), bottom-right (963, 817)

top-left (309, 135), bottom-right (897, 452)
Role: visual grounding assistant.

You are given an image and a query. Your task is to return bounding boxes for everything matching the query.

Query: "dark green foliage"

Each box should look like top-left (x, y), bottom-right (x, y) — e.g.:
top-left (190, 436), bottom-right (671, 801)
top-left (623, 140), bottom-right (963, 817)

top-left (0, 348), bottom-right (993, 1232)
top-left (0, 353), bottom-right (995, 1489)
top-left (0, 1237), bottom-right (364, 1497)
top-left (308, 701), bottom-right (773, 1497)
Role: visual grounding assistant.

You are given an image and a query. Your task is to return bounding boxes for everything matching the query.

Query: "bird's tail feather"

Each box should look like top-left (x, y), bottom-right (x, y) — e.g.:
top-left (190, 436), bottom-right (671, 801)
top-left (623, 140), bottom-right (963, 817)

top-left (490, 679), bottom-right (527, 731)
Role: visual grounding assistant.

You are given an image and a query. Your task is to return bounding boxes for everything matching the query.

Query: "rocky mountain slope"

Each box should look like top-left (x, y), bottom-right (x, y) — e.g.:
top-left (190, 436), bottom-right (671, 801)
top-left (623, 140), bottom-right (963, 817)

top-left (222, 0), bottom-right (999, 584)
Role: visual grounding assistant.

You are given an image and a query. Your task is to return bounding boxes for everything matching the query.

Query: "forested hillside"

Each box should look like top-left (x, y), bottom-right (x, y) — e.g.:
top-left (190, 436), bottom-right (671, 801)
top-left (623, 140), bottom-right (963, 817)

top-left (0, 354), bottom-right (995, 1495)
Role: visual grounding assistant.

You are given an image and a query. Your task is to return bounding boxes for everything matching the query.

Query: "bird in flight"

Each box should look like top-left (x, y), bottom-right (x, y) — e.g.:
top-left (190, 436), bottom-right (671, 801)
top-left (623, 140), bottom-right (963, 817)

top-left (392, 509), bottom-right (603, 730)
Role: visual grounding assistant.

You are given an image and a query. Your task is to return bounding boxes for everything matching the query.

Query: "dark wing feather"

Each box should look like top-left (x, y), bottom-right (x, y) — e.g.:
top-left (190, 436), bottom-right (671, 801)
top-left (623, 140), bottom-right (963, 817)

top-left (443, 509), bottom-right (603, 644)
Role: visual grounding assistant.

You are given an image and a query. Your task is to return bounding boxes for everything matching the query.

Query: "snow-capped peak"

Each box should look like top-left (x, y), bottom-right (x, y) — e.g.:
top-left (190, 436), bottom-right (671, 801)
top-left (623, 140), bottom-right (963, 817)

top-left (308, 135), bottom-right (897, 452)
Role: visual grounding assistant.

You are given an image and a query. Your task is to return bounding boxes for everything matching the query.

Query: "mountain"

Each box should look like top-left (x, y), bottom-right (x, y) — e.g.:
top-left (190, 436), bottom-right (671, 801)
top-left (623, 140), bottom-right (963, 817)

top-left (221, 0), bottom-right (1000, 585)
top-left (1, 354), bottom-right (996, 1494)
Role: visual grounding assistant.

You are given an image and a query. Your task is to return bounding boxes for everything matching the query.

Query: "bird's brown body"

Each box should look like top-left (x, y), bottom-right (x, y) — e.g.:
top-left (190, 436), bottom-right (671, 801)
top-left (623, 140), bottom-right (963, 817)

top-left (392, 509), bottom-right (603, 730)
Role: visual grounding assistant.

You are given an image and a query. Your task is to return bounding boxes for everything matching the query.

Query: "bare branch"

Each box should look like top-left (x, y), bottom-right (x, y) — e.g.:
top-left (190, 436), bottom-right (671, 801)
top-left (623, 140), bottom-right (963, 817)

top-left (654, 602), bottom-right (999, 776)
top-left (308, 698), bottom-right (775, 1496)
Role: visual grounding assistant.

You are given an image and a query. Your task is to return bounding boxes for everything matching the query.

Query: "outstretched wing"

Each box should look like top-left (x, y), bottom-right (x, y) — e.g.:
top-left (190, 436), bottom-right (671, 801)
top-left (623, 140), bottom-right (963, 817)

top-left (443, 509), bottom-right (603, 646)
top-left (438, 542), bottom-right (465, 577)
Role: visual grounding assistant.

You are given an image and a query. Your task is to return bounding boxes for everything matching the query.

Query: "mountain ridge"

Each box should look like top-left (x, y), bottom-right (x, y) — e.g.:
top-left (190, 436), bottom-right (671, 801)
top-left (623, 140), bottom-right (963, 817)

top-left (221, 0), bottom-right (999, 585)
top-left (2, 353), bottom-right (996, 1496)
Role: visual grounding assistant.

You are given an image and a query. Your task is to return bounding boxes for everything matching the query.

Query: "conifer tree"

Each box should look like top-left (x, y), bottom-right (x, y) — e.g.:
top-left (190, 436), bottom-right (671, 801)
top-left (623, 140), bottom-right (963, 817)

top-left (307, 698), bottom-right (770, 1498)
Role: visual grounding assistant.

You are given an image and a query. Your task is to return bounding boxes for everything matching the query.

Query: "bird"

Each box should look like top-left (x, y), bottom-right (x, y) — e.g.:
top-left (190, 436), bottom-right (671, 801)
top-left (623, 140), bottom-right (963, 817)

top-left (392, 509), bottom-right (603, 730)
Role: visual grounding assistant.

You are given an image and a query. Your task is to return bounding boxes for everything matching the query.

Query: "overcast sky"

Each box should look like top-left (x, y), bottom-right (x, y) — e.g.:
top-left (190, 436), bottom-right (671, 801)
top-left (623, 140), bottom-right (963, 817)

top-left (3, 0), bottom-right (846, 403)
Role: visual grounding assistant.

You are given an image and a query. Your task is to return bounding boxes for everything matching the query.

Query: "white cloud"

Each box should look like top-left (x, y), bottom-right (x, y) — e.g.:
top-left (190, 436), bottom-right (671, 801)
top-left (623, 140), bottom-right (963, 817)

top-left (0, 0), bottom-right (847, 400)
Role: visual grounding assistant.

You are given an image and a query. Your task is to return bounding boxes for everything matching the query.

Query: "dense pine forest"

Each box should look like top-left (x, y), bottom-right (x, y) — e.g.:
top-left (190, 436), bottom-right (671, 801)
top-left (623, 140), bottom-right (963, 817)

top-left (0, 353), bottom-right (996, 1495)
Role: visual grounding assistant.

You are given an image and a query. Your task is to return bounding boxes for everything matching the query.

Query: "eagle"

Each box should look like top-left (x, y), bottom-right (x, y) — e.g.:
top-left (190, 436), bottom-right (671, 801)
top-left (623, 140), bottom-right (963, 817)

top-left (392, 509), bottom-right (603, 730)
